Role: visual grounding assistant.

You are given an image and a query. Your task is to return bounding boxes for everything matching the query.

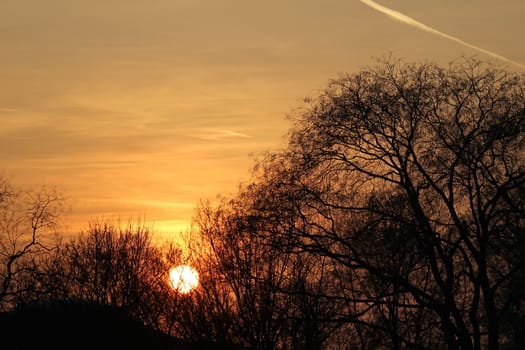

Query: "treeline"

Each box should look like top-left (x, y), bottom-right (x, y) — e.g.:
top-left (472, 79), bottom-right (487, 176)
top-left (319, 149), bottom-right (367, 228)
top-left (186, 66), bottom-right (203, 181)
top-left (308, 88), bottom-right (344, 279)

top-left (1, 57), bottom-right (525, 350)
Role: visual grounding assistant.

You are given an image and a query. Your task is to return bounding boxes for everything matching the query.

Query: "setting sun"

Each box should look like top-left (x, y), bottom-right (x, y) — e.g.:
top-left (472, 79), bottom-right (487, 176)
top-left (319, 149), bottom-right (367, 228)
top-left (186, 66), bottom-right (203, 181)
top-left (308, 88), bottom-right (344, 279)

top-left (169, 265), bottom-right (199, 294)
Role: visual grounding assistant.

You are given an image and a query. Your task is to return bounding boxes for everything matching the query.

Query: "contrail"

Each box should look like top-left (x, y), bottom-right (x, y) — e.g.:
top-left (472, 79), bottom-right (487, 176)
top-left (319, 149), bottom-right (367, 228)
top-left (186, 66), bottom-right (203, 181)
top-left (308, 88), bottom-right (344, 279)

top-left (359, 0), bottom-right (525, 70)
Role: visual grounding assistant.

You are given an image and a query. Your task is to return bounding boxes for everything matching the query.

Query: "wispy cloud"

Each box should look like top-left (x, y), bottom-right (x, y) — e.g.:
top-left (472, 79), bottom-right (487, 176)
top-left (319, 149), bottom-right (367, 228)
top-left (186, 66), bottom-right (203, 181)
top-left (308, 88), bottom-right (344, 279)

top-left (191, 129), bottom-right (252, 141)
top-left (0, 108), bottom-right (18, 113)
top-left (359, 0), bottom-right (525, 70)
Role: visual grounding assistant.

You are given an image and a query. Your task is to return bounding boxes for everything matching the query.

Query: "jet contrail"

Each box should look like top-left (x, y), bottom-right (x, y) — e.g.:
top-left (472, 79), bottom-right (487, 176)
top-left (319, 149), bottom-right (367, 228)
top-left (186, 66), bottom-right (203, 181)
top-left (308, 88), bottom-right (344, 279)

top-left (359, 0), bottom-right (525, 70)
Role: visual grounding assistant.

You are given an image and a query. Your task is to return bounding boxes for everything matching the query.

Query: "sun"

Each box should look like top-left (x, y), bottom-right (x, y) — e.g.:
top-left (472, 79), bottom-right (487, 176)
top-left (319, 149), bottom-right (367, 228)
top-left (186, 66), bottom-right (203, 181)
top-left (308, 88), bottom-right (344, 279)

top-left (169, 265), bottom-right (199, 293)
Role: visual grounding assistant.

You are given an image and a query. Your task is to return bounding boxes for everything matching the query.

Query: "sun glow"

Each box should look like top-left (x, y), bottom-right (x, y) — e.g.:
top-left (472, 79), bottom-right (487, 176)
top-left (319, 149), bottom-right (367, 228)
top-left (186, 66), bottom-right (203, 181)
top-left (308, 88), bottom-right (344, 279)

top-left (169, 265), bottom-right (199, 294)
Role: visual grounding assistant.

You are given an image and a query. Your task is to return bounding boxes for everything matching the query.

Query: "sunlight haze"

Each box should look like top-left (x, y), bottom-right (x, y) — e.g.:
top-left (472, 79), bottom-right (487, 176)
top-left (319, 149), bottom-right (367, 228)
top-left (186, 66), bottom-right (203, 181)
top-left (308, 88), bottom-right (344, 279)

top-left (2, 0), bottom-right (524, 237)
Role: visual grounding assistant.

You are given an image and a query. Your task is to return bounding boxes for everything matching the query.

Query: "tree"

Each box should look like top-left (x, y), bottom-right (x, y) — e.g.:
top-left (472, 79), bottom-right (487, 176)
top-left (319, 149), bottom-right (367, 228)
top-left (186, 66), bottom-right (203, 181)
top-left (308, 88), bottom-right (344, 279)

top-left (233, 57), bottom-right (525, 349)
top-left (161, 225), bottom-right (240, 347)
top-left (191, 196), bottom-right (342, 350)
top-left (33, 220), bottom-right (181, 332)
top-left (0, 176), bottom-right (62, 310)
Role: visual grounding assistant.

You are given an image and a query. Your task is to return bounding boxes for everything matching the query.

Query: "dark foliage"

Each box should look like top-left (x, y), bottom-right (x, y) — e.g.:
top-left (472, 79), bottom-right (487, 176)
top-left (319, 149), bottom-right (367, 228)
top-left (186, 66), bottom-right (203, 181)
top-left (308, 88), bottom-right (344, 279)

top-left (0, 300), bottom-right (181, 349)
top-left (0, 299), bottom-right (245, 350)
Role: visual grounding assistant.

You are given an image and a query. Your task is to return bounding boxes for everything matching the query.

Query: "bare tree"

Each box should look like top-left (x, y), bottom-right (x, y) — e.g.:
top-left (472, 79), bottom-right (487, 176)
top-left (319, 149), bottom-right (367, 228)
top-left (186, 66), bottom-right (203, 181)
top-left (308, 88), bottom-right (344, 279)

top-left (0, 176), bottom-right (62, 310)
top-left (190, 196), bottom-right (342, 350)
top-left (34, 220), bottom-right (180, 332)
top-left (234, 57), bottom-right (525, 349)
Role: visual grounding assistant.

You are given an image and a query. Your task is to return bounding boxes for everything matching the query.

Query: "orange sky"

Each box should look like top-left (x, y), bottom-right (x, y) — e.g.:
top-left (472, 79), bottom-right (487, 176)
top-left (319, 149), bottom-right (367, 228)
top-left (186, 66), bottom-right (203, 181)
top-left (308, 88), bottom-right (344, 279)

top-left (2, 0), bottom-right (524, 238)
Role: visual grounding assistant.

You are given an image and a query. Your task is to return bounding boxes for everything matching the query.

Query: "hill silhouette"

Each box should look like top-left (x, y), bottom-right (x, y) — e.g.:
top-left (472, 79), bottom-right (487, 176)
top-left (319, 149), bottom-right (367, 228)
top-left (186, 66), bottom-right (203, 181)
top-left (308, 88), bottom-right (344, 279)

top-left (0, 300), bottom-right (240, 350)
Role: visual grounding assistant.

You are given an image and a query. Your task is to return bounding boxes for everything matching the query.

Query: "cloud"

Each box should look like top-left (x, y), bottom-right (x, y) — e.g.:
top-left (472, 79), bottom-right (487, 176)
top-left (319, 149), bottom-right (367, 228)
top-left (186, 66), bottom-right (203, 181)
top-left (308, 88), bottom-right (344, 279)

top-left (359, 0), bottom-right (525, 70)
top-left (0, 108), bottom-right (18, 114)
top-left (191, 129), bottom-right (252, 141)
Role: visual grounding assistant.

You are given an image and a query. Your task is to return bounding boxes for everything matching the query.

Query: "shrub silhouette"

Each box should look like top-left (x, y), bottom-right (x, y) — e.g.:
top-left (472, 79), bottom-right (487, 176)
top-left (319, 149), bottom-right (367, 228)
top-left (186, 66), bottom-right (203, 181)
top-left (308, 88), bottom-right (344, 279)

top-left (0, 299), bottom-right (248, 349)
top-left (0, 300), bottom-right (184, 349)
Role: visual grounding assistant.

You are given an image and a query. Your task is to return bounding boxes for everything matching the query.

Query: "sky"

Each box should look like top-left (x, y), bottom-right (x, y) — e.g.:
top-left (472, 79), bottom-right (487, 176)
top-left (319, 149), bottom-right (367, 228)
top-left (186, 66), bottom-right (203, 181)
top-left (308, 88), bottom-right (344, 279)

top-left (2, 0), bottom-right (524, 238)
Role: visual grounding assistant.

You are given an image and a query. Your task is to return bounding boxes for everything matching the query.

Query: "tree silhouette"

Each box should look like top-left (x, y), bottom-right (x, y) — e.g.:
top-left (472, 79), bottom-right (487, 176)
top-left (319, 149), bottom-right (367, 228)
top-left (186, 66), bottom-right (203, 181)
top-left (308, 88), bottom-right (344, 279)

top-left (0, 177), bottom-right (62, 310)
top-left (191, 196), bottom-right (343, 350)
top-left (31, 220), bottom-right (181, 332)
top-left (217, 57), bottom-right (525, 349)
